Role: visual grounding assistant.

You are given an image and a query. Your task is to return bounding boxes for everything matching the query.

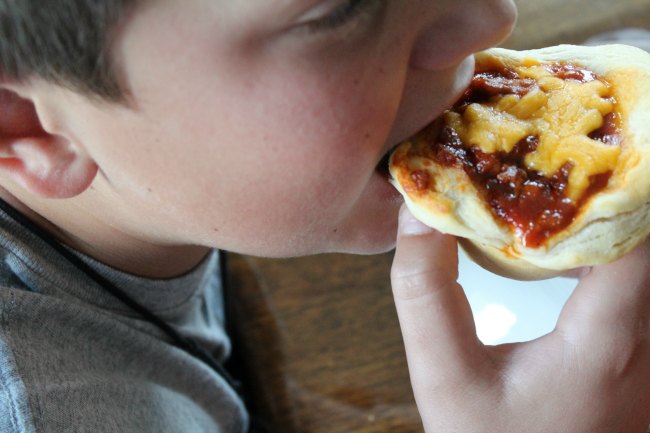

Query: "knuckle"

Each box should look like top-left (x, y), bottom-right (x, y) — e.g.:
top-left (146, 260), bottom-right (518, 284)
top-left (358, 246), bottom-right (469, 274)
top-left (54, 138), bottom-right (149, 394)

top-left (390, 268), bottom-right (455, 302)
top-left (558, 317), bottom-right (650, 382)
top-left (574, 323), bottom-right (650, 385)
top-left (598, 326), bottom-right (650, 381)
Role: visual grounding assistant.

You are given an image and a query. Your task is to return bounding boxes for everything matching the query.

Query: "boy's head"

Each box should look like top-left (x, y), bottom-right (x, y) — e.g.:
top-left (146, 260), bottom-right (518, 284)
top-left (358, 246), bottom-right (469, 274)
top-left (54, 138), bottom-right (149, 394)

top-left (0, 0), bottom-right (516, 274)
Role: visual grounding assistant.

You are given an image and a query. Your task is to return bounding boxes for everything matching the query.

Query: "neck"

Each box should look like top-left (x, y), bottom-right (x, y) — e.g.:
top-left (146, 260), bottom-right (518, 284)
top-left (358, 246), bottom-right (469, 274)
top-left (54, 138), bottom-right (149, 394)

top-left (0, 187), bottom-right (211, 279)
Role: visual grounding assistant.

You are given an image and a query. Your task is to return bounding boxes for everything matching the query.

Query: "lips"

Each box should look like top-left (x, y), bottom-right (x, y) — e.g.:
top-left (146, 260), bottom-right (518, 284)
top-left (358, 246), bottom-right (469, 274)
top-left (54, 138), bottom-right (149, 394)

top-left (376, 150), bottom-right (393, 179)
top-left (375, 57), bottom-right (476, 180)
top-left (375, 88), bottom-right (470, 181)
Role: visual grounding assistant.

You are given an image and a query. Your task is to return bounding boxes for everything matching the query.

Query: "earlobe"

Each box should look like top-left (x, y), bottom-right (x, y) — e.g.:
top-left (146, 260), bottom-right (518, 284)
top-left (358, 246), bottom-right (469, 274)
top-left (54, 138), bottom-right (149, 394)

top-left (3, 136), bottom-right (98, 198)
top-left (0, 88), bottom-right (98, 198)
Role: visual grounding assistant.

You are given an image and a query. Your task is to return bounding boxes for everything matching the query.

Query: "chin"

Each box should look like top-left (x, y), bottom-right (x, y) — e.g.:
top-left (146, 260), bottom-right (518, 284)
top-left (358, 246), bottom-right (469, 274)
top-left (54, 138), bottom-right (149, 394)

top-left (346, 241), bottom-right (397, 255)
top-left (324, 219), bottom-right (399, 255)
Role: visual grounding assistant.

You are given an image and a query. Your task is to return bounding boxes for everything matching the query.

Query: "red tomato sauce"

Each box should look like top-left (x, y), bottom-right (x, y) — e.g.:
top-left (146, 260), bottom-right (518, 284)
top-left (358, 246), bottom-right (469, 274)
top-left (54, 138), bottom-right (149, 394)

top-left (427, 63), bottom-right (620, 247)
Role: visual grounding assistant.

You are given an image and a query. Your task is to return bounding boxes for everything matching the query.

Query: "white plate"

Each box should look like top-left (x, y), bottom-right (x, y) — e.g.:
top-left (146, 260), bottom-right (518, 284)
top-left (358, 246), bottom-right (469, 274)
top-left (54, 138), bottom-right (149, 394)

top-left (459, 250), bottom-right (577, 345)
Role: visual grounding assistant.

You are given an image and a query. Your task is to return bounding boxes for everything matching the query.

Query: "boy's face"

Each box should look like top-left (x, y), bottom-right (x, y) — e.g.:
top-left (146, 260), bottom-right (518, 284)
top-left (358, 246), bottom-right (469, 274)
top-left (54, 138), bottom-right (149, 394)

top-left (55, 0), bottom-right (516, 257)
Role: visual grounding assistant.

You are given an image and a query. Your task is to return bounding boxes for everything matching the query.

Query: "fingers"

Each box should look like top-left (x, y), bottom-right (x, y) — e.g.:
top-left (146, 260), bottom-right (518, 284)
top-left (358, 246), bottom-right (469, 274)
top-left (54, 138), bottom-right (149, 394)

top-left (391, 205), bottom-right (485, 387)
top-left (549, 238), bottom-right (650, 431)
top-left (556, 237), bottom-right (650, 349)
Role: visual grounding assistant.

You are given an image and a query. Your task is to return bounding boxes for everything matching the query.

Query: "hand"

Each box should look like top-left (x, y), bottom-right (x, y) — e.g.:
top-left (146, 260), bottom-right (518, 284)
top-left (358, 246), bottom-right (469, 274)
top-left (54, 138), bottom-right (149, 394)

top-left (391, 205), bottom-right (650, 433)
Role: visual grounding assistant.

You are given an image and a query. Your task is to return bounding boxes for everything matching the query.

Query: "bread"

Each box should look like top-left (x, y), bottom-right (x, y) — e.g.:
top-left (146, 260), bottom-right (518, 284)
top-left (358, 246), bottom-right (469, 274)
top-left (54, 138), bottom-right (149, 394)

top-left (389, 45), bottom-right (650, 280)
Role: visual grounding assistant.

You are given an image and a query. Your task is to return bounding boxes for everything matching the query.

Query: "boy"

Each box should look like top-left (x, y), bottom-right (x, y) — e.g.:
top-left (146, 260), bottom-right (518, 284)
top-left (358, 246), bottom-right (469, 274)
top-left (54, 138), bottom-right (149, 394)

top-left (0, 0), bottom-right (647, 432)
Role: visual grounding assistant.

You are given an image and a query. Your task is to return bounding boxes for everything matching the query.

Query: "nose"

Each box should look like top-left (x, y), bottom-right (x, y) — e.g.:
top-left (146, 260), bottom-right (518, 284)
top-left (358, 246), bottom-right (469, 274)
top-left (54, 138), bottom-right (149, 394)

top-left (409, 0), bottom-right (517, 71)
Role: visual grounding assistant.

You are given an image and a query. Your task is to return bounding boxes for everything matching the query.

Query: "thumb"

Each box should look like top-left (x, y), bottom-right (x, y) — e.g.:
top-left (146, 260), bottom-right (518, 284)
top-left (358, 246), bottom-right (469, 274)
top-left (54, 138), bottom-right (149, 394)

top-left (391, 205), bottom-right (484, 388)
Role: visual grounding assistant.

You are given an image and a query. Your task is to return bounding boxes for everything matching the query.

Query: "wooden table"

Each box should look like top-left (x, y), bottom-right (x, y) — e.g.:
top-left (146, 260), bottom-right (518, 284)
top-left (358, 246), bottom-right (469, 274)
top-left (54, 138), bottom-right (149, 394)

top-left (505, 0), bottom-right (650, 50)
top-left (226, 1), bottom-right (650, 432)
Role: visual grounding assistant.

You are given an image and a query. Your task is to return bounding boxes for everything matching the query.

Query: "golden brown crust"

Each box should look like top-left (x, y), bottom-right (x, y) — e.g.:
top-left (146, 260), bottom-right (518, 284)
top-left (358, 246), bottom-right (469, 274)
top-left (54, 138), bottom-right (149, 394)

top-left (390, 44), bottom-right (650, 279)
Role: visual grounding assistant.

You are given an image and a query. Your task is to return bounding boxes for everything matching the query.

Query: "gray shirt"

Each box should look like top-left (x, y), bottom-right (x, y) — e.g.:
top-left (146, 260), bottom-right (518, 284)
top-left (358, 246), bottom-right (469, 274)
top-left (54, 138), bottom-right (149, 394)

top-left (0, 209), bottom-right (248, 432)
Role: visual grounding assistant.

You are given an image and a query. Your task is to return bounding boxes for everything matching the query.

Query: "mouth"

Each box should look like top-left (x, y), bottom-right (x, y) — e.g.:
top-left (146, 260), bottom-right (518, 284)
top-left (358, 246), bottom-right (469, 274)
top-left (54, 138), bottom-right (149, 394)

top-left (374, 113), bottom-right (445, 183)
top-left (376, 148), bottom-right (395, 180)
top-left (375, 74), bottom-right (475, 181)
top-left (374, 57), bottom-right (476, 183)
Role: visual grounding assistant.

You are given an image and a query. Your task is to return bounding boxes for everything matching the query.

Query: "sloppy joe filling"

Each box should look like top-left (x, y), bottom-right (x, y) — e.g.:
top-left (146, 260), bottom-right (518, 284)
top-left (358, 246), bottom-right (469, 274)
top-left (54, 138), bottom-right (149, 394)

top-left (426, 62), bottom-right (621, 247)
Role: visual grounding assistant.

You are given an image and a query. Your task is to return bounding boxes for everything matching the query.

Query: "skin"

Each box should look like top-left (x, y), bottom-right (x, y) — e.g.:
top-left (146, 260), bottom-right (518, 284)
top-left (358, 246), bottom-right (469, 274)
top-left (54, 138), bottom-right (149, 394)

top-left (0, 0), bottom-right (648, 431)
top-left (393, 207), bottom-right (650, 432)
top-left (0, 0), bottom-right (515, 276)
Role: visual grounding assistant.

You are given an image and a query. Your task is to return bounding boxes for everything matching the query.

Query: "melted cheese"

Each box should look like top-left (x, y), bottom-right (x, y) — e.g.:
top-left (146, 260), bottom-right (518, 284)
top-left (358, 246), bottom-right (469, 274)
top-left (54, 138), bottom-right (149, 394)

top-left (446, 63), bottom-right (620, 201)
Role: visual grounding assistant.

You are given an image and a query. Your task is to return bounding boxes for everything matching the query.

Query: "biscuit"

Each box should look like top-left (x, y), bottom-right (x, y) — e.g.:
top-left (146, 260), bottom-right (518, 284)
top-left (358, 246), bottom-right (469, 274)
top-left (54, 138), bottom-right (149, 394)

top-left (389, 45), bottom-right (650, 279)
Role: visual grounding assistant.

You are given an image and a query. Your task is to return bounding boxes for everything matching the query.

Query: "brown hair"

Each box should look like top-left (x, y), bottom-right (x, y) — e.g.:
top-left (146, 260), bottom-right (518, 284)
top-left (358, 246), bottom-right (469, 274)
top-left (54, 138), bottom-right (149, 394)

top-left (0, 0), bottom-right (132, 101)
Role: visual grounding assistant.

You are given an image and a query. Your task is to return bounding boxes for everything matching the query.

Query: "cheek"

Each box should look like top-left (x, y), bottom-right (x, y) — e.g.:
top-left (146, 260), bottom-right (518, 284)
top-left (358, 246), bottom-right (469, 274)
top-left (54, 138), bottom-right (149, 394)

top-left (176, 67), bottom-right (404, 252)
top-left (206, 62), bottom-right (400, 212)
top-left (80, 27), bottom-right (405, 252)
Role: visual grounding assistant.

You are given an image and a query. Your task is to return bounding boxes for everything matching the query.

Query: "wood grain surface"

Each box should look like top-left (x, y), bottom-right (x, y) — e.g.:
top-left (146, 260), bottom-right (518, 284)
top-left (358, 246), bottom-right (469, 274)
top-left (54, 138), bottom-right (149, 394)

top-left (505, 0), bottom-right (650, 50)
top-left (226, 1), bottom-right (650, 432)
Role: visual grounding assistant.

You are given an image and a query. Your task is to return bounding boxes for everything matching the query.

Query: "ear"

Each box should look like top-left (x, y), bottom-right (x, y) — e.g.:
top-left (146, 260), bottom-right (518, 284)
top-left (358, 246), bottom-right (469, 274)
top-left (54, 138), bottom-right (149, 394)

top-left (0, 87), bottom-right (98, 198)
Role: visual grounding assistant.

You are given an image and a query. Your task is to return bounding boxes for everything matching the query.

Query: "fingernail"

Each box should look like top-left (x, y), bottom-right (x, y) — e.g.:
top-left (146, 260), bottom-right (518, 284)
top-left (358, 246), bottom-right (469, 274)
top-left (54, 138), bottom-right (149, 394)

top-left (399, 206), bottom-right (434, 236)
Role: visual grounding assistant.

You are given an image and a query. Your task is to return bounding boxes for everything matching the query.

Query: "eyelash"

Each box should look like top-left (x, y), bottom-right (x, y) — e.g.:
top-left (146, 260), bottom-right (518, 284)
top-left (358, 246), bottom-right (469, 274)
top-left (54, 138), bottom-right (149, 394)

top-left (305, 0), bottom-right (378, 32)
